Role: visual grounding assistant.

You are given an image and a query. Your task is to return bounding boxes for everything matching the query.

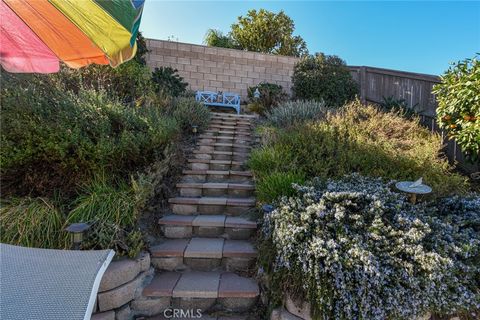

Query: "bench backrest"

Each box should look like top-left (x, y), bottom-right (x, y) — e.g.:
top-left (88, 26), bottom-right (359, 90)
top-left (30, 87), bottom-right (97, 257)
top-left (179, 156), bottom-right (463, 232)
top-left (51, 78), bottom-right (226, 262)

top-left (222, 92), bottom-right (240, 106)
top-left (195, 91), bottom-right (217, 104)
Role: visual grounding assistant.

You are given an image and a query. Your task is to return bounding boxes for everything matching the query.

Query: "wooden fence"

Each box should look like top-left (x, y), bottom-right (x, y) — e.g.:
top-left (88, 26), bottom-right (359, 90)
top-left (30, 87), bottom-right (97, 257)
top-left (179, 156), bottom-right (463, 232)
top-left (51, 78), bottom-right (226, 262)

top-left (348, 66), bottom-right (479, 174)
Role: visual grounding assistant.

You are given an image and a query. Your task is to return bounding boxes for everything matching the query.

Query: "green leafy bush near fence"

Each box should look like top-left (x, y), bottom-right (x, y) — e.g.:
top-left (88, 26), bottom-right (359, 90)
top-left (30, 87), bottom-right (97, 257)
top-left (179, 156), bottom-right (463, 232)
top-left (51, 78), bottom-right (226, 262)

top-left (262, 174), bottom-right (480, 319)
top-left (433, 56), bottom-right (480, 163)
top-left (292, 53), bottom-right (358, 107)
top-left (249, 101), bottom-right (467, 203)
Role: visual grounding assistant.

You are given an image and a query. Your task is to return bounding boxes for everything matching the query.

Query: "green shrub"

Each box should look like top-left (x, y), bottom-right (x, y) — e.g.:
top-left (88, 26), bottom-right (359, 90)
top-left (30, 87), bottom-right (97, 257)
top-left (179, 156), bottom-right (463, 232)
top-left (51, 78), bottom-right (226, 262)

top-left (247, 82), bottom-right (288, 115)
top-left (292, 53), bottom-right (358, 107)
top-left (0, 74), bottom-right (179, 196)
top-left (0, 197), bottom-right (67, 249)
top-left (50, 61), bottom-right (155, 106)
top-left (163, 97), bottom-right (211, 132)
top-left (46, 33), bottom-right (154, 106)
top-left (151, 66), bottom-right (188, 97)
top-left (256, 171), bottom-right (305, 203)
top-left (67, 175), bottom-right (144, 257)
top-left (250, 101), bottom-right (467, 199)
top-left (263, 174), bottom-right (479, 319)
top-left (433, 56), bottom-right (480, 163)
top-left (264, 100), bottom-right (328, 127)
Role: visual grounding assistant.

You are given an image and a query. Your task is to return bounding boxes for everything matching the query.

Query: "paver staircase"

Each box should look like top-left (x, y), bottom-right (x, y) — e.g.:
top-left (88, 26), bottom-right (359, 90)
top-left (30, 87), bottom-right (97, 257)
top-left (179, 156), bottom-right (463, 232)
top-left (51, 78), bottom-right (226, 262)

top-left (144, 112), bottom-right (260, 319)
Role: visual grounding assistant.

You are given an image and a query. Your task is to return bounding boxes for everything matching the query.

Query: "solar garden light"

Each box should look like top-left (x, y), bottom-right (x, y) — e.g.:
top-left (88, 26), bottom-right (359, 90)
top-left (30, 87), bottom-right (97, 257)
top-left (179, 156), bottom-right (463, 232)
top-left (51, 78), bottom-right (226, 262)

top-left (65, 222), bottom-right (91, 250)
top-left (191, 124), bottom-right (198, 144)
top-left (395, 177), bottom-right (432, 204)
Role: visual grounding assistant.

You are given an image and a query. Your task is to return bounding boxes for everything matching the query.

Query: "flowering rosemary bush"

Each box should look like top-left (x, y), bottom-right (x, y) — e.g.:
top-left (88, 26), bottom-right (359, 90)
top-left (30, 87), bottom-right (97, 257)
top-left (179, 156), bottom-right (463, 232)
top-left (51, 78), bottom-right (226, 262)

top-left (263, 174), bottom-right (480, 319)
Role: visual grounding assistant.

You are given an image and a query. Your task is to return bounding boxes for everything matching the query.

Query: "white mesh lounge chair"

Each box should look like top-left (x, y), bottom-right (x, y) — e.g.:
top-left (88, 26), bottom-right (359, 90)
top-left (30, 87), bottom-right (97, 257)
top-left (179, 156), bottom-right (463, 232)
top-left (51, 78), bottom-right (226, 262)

top-left (0, 243), bottom-right (114, 320)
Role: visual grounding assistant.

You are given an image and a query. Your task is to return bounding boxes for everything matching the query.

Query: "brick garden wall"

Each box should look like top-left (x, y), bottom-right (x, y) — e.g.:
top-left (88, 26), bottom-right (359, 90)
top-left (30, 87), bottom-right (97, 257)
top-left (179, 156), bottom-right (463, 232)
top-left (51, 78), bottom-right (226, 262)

top-left (145, 38), bottom-right (299, 100)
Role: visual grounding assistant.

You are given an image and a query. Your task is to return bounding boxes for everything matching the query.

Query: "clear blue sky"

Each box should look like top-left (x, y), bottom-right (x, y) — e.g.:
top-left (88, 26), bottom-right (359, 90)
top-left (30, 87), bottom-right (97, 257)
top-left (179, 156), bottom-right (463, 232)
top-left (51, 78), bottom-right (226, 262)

top-left (140, 1), bottom-right (480, 75)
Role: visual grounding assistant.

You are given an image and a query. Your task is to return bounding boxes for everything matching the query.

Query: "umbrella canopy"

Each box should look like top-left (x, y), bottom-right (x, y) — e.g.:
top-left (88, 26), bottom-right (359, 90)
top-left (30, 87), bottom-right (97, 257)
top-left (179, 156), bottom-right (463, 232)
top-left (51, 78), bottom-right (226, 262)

top-left (0, 0), bottom-right (145, 73)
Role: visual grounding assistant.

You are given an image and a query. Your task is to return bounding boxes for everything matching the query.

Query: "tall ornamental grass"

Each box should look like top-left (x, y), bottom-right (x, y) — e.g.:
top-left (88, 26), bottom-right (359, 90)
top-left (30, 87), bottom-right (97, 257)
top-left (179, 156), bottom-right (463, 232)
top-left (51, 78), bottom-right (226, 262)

top-left (0, 198), bottom-right (67, 249)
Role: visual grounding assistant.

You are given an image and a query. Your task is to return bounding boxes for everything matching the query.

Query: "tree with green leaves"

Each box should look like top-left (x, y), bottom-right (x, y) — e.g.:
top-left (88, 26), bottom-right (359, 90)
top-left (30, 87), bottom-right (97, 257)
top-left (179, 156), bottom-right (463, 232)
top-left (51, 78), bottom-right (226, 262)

top-left (204, 29), bottom-right (240, 49)
top-left (204, 9), bottom-right (308, 57)
top-left (292, 53), bottom-right (358, 107)
top-left (433, 56), bottom-right (480, 163)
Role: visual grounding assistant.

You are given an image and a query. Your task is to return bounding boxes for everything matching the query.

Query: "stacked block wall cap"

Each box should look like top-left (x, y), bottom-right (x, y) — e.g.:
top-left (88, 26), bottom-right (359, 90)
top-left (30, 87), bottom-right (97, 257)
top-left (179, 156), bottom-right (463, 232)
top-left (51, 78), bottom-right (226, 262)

top-left (97, 270), bottom-right (147, 312)
top-left (92, 252), bottom-right (153, 318)
top-left (99, 252), bottom-right (150, 292)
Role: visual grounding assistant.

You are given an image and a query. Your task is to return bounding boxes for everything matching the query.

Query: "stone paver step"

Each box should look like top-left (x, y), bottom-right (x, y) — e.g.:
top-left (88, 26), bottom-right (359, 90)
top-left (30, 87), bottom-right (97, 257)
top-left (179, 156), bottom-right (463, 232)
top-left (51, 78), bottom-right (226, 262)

top-left (151, 238), bottom-right (257, 259)
top-left (197, 142), bottom-right (252, 149)
top-left (204, 129), bottom-right (252, 136)
top-left (177, 182), bottom-right (255, 191)
top-left (187, 159), bottom-right (247, 171)
top-left (198, 134), bottom-right (254, 141)
top-left (183, 170), bottom-right (252, 176)
top-left (188, 159), bottom-right (246, 166)
top-left (208, 124), bottom-right (249, 130)
top-left (211, 112), bottom-right (257, 119)
top-left (168, 197), bottom-right (256, 207)
top-left (159, 215), bottom-right (257, 229)
top-left (143, 271), bottom-right (259, 299)
top-left (210, 119), bottom-right (253, 125)
top-left (181, 170), bottom-right (253, 185)
top-left (159, 215), bottom-right (257, 240)
top-left (198, 140), bottom-right (253, 147)
top-left (193, 150), bottom-right (250, 156)
top-left (206, 127), bottom-right (251, 132)
top-left (211, 114), bottom-right (255, 120)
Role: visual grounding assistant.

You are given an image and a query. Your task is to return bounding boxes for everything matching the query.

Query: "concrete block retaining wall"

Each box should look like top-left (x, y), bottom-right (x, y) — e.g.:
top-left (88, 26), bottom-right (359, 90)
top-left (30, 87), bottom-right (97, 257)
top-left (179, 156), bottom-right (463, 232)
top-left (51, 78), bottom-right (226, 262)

top-left (145, 39), bottom-right (298, 99)
top-left (91, 252), bottom-right (159, 320)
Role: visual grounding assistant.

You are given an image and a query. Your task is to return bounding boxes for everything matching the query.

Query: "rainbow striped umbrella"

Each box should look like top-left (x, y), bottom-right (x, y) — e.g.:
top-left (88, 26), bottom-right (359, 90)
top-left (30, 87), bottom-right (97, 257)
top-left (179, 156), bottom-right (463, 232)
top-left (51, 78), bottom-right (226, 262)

top-left (0, 0), bottom-right (145, 73)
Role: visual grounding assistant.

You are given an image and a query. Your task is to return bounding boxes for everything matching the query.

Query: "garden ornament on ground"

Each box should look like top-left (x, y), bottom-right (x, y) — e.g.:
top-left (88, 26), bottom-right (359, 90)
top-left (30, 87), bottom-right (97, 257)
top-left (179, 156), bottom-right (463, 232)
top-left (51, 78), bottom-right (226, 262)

top-left (395, 177), bottom-right (432, 203)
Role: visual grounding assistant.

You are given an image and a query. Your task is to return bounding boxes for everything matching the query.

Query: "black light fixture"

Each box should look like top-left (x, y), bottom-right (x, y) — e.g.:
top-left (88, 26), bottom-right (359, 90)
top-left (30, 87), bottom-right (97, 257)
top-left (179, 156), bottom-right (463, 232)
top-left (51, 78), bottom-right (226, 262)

top-left (65, 222), bottom-right (90, 250)
top-left (191, 124), bottom-right (198, 144)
